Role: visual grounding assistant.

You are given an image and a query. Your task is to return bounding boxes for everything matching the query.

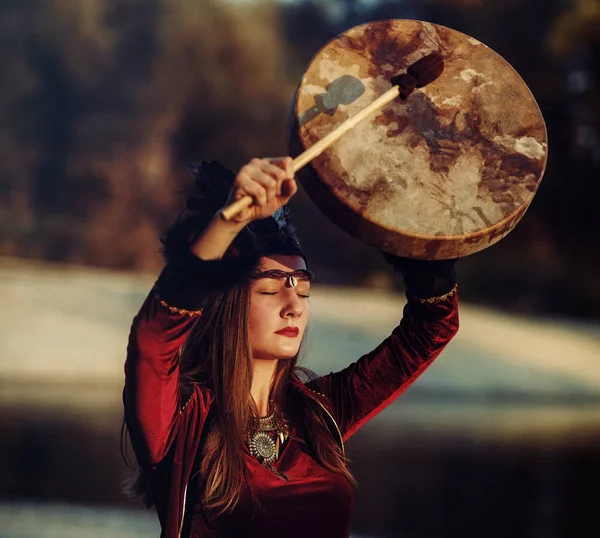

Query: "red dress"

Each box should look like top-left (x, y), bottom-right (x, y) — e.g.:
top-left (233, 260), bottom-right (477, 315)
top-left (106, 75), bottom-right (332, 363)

top-left (123, 279), bottom-right (459, 538)
top-left (190, 423), bottom-right (355, 537)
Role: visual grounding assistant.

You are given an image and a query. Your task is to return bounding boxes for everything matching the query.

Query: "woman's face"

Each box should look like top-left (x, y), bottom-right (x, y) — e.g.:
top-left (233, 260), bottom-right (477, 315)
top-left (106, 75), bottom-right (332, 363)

top-left (248, 255), bottom-right (311, 361)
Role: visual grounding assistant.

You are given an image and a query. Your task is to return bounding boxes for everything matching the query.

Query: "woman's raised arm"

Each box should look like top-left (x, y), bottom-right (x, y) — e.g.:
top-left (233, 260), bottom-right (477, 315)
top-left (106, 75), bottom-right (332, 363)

top-left (123, 157), bottom-right (296, 467)
top-left (311, 258), bottom-right (459, 441)
top-left (123, 213), bottom-right (246, 468)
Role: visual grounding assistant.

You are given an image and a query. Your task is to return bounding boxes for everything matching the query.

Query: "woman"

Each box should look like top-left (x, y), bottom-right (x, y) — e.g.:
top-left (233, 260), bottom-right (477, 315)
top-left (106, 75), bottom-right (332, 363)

top-left (123, 157), bottom-right (459, 538)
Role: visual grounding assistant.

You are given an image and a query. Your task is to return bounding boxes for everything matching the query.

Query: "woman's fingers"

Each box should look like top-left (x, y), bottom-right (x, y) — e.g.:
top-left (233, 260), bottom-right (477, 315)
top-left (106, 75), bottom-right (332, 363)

top-left (260, 158), bottom-right (289, 182)
top-left (230, 157), bottom-right (298, 222)
top-left (264, 157), bottom-right (297, 206)
top-left (244, 159), bottom-right (288, 202)
top-left (281, 177), bottom-right (298, 200)
top-left (253, 170), bottom-right (278, 203)
top-left (237, 169), bottom-right (268, 207)
top-left (258, 158), bottom-right (292, 202)
top-left (266, 156), bottom-right (293, 177)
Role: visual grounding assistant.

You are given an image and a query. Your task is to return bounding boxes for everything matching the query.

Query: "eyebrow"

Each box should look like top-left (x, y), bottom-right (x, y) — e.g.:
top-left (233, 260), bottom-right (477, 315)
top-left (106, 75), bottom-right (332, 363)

top-left (251, 269), bottom-right (314, 281)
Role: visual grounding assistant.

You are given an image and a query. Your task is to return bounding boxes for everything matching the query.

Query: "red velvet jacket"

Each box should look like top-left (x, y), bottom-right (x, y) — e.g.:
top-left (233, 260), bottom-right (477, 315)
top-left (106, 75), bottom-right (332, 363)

top-left (123, 281), bottom-right (459, 538)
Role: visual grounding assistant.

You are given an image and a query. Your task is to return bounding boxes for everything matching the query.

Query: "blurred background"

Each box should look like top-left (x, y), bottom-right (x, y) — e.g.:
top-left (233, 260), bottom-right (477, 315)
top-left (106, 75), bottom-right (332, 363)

top-left (1, 0), bottom-right (599, 536)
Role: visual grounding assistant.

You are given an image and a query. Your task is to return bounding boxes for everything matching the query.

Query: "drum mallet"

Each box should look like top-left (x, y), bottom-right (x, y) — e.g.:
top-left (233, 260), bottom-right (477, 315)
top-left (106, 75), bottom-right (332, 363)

top-left (221, 52), bottom-right (444, 221)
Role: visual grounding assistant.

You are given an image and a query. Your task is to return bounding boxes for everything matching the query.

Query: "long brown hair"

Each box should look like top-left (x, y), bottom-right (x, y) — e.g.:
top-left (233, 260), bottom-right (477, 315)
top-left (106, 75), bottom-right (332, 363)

top-left (121, 279), bottom-right (355, 515)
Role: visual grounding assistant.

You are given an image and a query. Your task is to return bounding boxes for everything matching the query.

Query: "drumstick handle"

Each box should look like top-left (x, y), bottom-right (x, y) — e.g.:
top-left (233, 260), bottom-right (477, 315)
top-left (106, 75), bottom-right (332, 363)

top-left (221, 85), bottom-right (401, 221)
top-left (291, 85), bottom-right (400, 170)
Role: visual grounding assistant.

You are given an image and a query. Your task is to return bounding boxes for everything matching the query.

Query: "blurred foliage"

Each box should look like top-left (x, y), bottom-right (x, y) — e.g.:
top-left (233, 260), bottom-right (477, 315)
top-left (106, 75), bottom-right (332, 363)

top-left (0, 0), bottom-right (291, 268)
top-left (0, 0), bottom-right (599, 317)
top-left (550, 0), bottom-right (600, 55)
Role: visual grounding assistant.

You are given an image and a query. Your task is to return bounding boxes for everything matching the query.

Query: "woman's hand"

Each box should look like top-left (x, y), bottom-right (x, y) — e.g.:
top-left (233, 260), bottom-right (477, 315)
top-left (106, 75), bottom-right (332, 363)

top-left (189, 157), bottom-right (296, 260)
top-left (223, 157), bottom-right (297, 224)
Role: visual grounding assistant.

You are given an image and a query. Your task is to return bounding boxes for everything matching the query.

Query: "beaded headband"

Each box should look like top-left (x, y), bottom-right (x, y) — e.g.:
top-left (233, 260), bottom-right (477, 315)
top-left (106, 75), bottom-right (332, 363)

top-left (252, 269), bottom-right (315, 288)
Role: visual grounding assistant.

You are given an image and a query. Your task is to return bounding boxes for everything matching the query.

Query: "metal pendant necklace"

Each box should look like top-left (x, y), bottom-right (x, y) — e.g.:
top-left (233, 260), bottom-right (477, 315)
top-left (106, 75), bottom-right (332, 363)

top-left (247, 408), bottom-right (290, 480)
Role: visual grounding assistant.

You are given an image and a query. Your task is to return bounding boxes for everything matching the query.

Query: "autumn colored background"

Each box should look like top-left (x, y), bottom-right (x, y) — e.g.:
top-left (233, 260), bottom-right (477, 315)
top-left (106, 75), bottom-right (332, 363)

top-left (1, 0), bottom-right (599, 537)
top-left (1, 0), bottom-right (599, 315)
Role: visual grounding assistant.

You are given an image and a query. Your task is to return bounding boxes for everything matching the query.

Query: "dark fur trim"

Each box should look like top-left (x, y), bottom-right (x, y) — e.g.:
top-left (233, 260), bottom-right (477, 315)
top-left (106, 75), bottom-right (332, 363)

top-left (157, 248), bottom-right (260, 311)
top-left (382, 253), bottom-right (457, 298)
top-left (157, 160), bottom-right (307, 310)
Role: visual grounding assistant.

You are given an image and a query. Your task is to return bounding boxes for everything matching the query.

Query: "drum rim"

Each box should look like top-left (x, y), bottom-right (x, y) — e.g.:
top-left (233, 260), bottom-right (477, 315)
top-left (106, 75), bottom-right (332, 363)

top-left (287, 18), bottom-right (548, 255)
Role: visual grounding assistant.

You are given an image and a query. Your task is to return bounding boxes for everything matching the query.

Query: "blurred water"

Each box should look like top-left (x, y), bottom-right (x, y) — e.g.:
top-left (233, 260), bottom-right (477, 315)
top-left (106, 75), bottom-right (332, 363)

top-left (1, 259), bottom-right (600, 537)
top-left (0, 503), bottom-right (380, 538)
top-left (0, 502), bottom-right (160, 538)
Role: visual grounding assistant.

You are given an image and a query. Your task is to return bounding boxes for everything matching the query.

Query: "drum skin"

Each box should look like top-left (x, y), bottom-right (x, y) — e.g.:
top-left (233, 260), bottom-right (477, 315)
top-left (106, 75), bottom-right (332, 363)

top-left (286, 20), bottom-right (548, 259)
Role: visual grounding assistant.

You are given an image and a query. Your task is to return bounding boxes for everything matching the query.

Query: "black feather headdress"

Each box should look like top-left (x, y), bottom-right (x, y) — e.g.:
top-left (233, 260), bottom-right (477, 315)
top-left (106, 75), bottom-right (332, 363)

top-left (157, 161), bottom-right (306, 308)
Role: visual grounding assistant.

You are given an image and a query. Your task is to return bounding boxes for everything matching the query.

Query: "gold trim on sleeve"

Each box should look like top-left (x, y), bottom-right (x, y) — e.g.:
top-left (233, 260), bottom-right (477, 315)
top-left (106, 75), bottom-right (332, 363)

top-left (157, 297), bottom-right (202, 317)
top-left (415, 283), bottom-right (458, 304)
top-left (152, 286), bottom-right (203, 317)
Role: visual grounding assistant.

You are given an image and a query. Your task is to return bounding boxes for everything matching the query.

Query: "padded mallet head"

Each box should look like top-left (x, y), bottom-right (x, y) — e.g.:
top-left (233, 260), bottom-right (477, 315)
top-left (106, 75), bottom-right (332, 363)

top-left (390, 52), bottom-right (445, 100)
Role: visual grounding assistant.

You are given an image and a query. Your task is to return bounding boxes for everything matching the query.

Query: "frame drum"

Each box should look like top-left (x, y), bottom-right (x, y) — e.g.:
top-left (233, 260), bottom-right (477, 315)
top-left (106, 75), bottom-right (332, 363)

top-left (286, 20), bottom-right (548, 259)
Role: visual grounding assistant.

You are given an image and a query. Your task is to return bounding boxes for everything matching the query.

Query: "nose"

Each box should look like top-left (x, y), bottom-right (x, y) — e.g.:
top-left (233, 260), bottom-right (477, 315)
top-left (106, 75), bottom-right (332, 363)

top-left (281, 288), bottom-right (303, 319)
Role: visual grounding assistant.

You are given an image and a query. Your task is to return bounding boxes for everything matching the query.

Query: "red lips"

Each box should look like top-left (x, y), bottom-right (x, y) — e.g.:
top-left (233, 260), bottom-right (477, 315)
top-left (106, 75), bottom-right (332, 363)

top-left (275, 327), bottom-right (299, 337)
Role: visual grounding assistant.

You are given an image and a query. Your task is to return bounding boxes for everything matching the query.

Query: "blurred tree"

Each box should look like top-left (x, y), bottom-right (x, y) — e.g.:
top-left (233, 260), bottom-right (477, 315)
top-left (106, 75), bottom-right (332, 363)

top-left (550, 0), bottom-right (600, 55)
top-left (0, 0), bottom-right (598, 316)
top-left (155, 0), bottom-right (293, 167)
top-left (547, 0), bottom-right (600, 314)
top-left (0, 1), bottom-right (44, 242)
top-left (0, 0), bottom-right (292, 269)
